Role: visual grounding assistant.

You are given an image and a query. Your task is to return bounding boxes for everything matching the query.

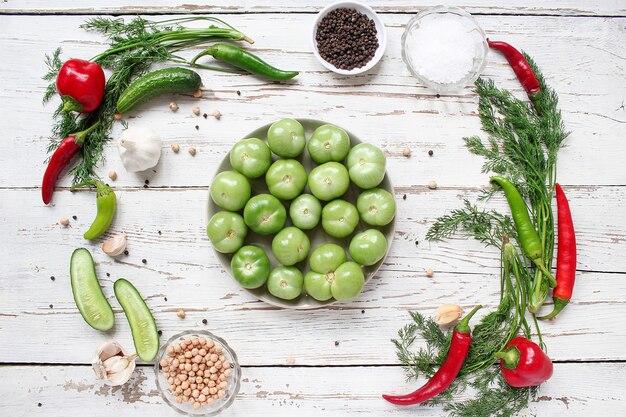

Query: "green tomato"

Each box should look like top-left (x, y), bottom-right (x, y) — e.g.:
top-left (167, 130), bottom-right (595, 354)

top-left (309, 243), bottom-right (347, 274)
top-left (243, 194), bottom-right (287, 235)
top-left (307, 124), bottom-right (351, 164)
top-left (321, 199), bottom-right (359, 238)
top-left (267, 118), bottom-right (306, 158)
top-left (331, 261), bottom-right (365, 301)
top-left (272, 227), bottom-right (310, 266)
top-left (357, 188), bottom-right (396, 226)
top-left (231, 245), bottom-right (270, 289)
top-left (304, 261), bottom-right (364, 301)
top-left (346, 143), bottom-right (386, 189)
top-left (265, 159), bottom-right (307, 200)
top-left (267, 266), bottom-right (303, 300)
top-left (308, 162), bottom-right (350, 201)
top-left (289, 194), bottom-right (322, 230)
top-left (229, 137), bottom-right (271, 179)
top-left (210, 171), bottom-right (251, 211)
top-left (349, 229), bottom-right (388, 266)
top-left (207, 211), bottom-right (248, 254)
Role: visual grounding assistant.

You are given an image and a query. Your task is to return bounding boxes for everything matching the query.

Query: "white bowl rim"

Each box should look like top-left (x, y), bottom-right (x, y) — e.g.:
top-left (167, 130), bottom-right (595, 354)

top-left (311, 0), bottom-right (387, 75)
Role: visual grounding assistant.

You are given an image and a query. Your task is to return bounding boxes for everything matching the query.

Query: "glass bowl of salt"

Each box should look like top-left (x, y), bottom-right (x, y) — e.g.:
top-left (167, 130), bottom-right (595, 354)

top-left (401, 6), bottom-right (488, 94)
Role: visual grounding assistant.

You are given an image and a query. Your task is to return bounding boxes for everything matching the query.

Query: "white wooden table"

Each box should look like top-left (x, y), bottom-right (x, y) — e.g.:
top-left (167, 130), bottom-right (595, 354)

top-left (1, 1), bottom-right (625, 415)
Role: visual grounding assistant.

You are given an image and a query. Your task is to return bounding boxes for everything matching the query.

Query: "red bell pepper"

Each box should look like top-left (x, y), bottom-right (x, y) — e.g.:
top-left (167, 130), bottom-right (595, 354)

top-left (56, 59), bottom-right (106, 113)
top-left (496, 336), bottom-right (553, 387)
top-left (41, 122), bottom-right (100, 205)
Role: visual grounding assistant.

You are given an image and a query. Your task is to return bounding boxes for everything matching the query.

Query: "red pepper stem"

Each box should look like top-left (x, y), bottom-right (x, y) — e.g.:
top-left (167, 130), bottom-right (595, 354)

top-left (60, 95), bottom-right (84, 113)
top-left (71, 121), bottom-right (101, 146)
top-left (455, 305), bottom-right (482, 334)
top-left (494, 346), bottom-right (520, 370)
top-left (538, 297), bottom-right (570, 320)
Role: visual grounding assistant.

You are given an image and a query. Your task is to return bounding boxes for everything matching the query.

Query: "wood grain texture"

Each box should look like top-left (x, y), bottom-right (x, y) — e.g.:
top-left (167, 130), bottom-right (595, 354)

top-left (2, 364), bottom-right (625, 416)
top-left (0, 188), bottom-right (624, 364)
top-left (0, 14), bottom-right (625, 189)
top-left (1, 0), bottom-right (626, 16)
top-left (1, 4), bottom-right (625, 416)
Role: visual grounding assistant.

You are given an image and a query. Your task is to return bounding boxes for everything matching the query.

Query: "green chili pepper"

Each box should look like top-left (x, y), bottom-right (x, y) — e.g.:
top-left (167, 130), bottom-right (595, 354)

top-left (490, 176), bottom-right (556, 287)
top-left (190, 44), bottom-right (299, 81)
top-left (71, 180), bottom-right (116, 240)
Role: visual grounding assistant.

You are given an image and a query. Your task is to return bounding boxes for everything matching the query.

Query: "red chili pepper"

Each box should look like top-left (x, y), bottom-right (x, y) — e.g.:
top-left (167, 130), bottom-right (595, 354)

top-left (41, 122), bottom-right (100, 205)
top-left (56, 59), bottom-right (106, 113)
top-left (382, 305), bottom-right (482, 406)
top-left (487, 39), bottom-right (540, 99)
top-left (496, 336), bottom-right (553, 387)
top-left (539, 184), bottom-right (576, 320)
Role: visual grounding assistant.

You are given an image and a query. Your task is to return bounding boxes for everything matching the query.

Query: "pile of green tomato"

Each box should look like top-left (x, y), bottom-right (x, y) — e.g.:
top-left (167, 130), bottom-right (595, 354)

top-left (207, 119), bottom-right (396, 303)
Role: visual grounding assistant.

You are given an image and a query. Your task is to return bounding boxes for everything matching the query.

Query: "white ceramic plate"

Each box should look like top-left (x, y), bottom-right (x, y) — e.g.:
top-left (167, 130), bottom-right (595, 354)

top-left (207, 119), bottom-right (395, 309)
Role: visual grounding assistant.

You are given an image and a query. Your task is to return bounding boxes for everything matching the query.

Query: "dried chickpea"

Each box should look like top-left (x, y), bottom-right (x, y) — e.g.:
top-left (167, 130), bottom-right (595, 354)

top-left (193, 402), bottom-right (201, 410)
top-left (217, 390), bottom-right (225, 398)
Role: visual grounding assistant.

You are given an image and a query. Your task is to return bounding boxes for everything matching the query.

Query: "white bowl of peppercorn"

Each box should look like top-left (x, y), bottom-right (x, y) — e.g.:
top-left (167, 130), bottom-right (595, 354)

top-left (312, 1), bottom-right (387, 75)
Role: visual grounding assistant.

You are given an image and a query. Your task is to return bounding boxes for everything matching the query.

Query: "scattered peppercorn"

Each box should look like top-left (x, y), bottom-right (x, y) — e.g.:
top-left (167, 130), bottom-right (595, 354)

top-left (106, 272), bottom-right (110, 277)
top-left (428, 150), bottom-right (434, 156)
top-left (236, 90), bottom-right (241, 96)
top-left (72, 215), bottom-right (77, 220)
top-left (195, 125), bottom-right (199, 130)
top-left (403, 194), bottom-right (407, 200)
top-left (142, 259), bottom-right (147, 264)
top-left (158, 230), bottom-right (162, 235)
top-left (50, 276), bottom-right (55, 281)
top-left (124, 250), bottom-right (129, 256)
top-left (436, 94), bottom-right (441, 99)
top-left (203, 113), bottom-right (208, 119)
top-left (202, 319), bottom-right (208, 325)
top-left (49, 304), bottom-right (53, 309)
top-left (315, 8), bottom-right (379, 71)
top-left (145, 180), bottom-right (149, 185)
top-left (164, 297), bottom-right (168, 302)
top-left (334, 341), bottom-right (340, 346)
top-left (143, 184), bottom-right (148, 188)
top-left (415, 240), bottom-right (419, 246)
top-left (361, 309), bottom-right (365, 314)
top-left (158, 330), bottom-right (163, 336)
top-left (38, 403), bottom-right (42, 407)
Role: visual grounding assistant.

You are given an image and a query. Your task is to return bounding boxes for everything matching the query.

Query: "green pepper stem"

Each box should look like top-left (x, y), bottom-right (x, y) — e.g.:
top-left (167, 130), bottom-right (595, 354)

top-left (60, 96), bottom-right (83, 113)
top-left (70, 178), bottom-right (110, 196)
top-left (71, 121), bottom-right (101, 146)
top-left (455, 305), bottom-right (482, 334)
top-left (494, 346), bottom-right (520, 370)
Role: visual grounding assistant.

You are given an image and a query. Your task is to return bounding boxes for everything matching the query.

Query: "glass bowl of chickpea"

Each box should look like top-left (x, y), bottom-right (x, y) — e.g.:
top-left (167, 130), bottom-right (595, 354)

top-left (155, 330), bottom-right (241, 416)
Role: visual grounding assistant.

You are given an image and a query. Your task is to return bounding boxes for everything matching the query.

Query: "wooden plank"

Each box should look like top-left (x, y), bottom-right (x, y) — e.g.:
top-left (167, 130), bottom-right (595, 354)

top-left (0, 14), bottom-right (625, 188)
top-left (1, 0), bottom-right (625, 16)
top-left (1, 364), bottom-right (625, 416)
top-left (0, 186), bottom-right (624, 364)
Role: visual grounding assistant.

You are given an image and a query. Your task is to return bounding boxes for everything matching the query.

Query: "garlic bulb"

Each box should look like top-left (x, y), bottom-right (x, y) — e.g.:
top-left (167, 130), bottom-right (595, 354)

top-left (101, 233), bottom-right (127, 257)
top-left (118, 126), bottom-right (162, 172)
top-left (92, 341), bottom-right (138, 386)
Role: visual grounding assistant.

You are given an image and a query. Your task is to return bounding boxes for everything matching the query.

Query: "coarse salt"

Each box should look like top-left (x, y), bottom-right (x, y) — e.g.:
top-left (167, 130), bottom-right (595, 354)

top-left (404, 13), bottom-right (484, 84)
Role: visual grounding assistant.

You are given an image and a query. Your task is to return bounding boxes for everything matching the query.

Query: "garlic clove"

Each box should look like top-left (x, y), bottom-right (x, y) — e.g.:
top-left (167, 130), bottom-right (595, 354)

top-left (434, 304), bottom-right (464, 326)
top-left (102, 233), bottom-right (127, 257)
top-left (92, 341), bottom-right (138, 386)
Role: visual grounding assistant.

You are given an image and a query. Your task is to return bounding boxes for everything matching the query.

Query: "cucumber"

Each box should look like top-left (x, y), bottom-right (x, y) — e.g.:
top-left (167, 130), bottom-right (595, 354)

top-left (114, 278), bottom-right (160, 362)
top-left (116, 67), bottom-right (202, 114)
top-left (70, 248), bottom-right (115, 331)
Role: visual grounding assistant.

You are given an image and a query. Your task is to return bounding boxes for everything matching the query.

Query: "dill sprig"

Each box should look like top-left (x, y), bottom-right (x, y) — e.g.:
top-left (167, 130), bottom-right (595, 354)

top-left (42, 16), bottom-right (252, 183)
top-left (395, 56), bottom-right (567, 417)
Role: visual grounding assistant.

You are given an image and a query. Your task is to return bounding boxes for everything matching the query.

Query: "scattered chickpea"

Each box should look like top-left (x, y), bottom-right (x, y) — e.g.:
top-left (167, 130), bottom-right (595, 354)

top-left (171, 143), bottom-right (180, 153)
top-left (212, 110), bottom-right (222, 120)
top-left (286, 357), bottom-right (295, 365)
top-left (428, 180), bottom-right (438, 190)
top-left (177, 309), bottom-right (186, 319)
top-left (188, 147), bottom-right (197, 156)
top-left (192, 89), bottom-right (203, 98)
top-left (192, 106), bottom-right (201, 116)
top-left (59, 217), bottom-right (70, 227)
top-left (426, 268), bottom-right (434, 278)
top-left (169, 102), bottom-right (179, 112)
top-left (114, 113), bottom-right (123, 120)
top-left (403, 147), bottom-right (411, 157)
